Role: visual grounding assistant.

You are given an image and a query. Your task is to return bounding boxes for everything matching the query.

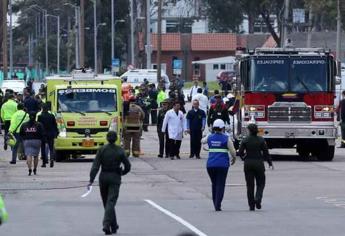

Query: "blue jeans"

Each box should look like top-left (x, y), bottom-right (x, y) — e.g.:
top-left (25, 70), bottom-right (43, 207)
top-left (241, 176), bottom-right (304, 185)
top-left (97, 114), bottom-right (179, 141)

top-left (11, 133), bottom-right (22, 162)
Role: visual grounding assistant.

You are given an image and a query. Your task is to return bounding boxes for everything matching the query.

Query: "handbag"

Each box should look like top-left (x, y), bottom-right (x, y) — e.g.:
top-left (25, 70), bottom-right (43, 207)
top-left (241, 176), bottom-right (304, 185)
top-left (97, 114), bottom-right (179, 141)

top-left (6, 113), bottom-right (27, 147)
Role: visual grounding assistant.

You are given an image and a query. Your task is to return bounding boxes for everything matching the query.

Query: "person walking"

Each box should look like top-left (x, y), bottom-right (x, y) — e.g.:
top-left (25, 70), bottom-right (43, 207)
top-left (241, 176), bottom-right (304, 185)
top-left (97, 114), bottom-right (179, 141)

top-left (185, 100), bottom-right (206, 159)
top-left (162, 101), bottom-right (185, 160)
top-left (37, 103), bottom-right (59, 168)
top-left (238, 124), bottom-right (273, 211)
top-left (202, 119), bottom-right (236, 211)
top-left (20, 112), bottom-right (45, 176)
top-left (1, 94), bottom-right (18, 150)
top-left (9, 103), bottom-right (29, 164)
top-left (88, 131), bottom-right (131, 235)
top-left (23, 89), bottom-right (40, 114)
top-left (202, 81), bottom-right (209, 97)
top-left (148, 84), bottom-right (158, 125)
top-left (157, 99), bottom-right (170, 158)
top-left (192, 88), bottom-right (208, 114)
top-left (123, 98), bottom-right (145, 157)
top-left (336, 90), bottom-right (345, 148)
top-left (157, 87), bottom-right (167, 107)
top-left (189, 80), bottom-right (200, 102)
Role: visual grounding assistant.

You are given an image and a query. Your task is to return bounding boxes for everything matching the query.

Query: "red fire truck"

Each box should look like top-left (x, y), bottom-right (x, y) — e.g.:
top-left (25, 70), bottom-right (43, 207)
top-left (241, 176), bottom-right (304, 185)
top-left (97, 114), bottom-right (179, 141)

top-left (234, 48), bottom-right (340, 161)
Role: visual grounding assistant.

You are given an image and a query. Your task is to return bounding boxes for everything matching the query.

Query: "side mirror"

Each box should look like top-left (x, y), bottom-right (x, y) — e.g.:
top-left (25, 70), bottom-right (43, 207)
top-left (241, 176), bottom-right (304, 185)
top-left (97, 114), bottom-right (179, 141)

top-left (336, 61), bottom-right (342, 77)
top-left (336, 76), bottom-right (341, 85)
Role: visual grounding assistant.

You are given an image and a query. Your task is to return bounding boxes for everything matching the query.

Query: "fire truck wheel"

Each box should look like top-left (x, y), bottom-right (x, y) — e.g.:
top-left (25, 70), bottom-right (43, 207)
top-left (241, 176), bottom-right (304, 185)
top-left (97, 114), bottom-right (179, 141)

top-left (316, 145), bottom-right (335, 162)
top-left (55, 151), bottom-right (68, 162)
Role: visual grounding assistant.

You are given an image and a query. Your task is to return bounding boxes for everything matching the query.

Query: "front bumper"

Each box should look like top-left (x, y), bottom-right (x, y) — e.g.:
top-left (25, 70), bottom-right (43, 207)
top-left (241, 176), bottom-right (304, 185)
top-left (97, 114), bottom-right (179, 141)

top-left (54, 136), bottom-right (107, 151)
top-left (241, 124), bottom-right (337, 139)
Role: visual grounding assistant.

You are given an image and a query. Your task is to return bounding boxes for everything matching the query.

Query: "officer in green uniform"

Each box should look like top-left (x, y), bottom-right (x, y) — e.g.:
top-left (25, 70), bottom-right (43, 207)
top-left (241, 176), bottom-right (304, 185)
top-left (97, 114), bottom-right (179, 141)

top-left (238, 124), bottom-right (273, 211)
top-left (89, 131), bottom-right (131, 235)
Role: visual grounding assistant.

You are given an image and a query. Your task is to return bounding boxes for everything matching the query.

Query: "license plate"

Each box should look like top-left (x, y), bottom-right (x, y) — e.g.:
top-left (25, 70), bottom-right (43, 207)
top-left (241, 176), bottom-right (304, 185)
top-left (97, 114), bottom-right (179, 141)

top-left (82, 139), bottom-right (95, 147)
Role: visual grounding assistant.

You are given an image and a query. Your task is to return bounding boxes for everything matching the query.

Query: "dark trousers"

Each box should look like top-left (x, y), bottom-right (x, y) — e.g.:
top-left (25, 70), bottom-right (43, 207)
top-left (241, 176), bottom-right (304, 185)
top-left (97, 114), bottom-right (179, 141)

top-left (143, 111), bottom-right (149, 131)
top-left (207, 167), bottom-right (229, 210)
top-left (3, 120), bottom-right (10, 148)
top-left (41, 137), bottom-right (55, 163)
top-left (151, 110), bottom-right (158, 125)
top-left (168, 138), bottom-right (181, 157)
top-left (158, 131), bottom-right (169, 157)
top-left (190, 130), bottom-right (202, 157)
top-left (99, 174), bottom-right (120, 230)
top-left (244, 160), bottom-right (266, 208)
top-left (341, 122), bottom-right (345, 147)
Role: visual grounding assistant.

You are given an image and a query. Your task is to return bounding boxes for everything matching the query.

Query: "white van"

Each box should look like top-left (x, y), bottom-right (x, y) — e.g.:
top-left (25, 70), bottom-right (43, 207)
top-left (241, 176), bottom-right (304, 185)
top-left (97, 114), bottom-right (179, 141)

top-left (1, 80), bottom-right (26, 94)
top-left (120, 69), bottom-right (170, 89)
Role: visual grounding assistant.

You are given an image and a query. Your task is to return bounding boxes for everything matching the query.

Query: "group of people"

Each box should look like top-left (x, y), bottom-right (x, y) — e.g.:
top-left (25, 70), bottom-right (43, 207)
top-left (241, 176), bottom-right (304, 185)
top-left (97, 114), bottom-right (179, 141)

top-left (1, 85), bottom-right (58, 175)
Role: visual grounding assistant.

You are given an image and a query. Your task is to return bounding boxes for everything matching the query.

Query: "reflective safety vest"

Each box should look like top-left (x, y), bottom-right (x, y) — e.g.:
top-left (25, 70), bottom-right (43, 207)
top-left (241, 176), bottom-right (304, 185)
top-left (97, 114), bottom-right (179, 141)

top-left (207, 133), bottom-right (230, 168)
top-left (0, 194), bottom-right (8, 224)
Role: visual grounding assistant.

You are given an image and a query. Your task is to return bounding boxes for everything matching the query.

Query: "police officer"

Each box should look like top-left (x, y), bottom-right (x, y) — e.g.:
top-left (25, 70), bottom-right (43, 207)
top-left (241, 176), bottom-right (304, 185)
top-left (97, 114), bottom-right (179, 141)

top-left (238, 124), bottom-right (273, 211)
top-left (185, 100), bottom-right (206, 159)
top-left (0, 194), bottom-right (8, 225)
top-left (157, 99), bottom-right (170, 158)
top-left (202, 119), bottom-right (236, 211)
top-left (123, 97), bottom-right (145, 157)
top-left (1, 94), bottom-right (18, 150)
top-left (148, 83), bottom-right (158, 124)
top-left (89, 131), bottom-right (131, 235)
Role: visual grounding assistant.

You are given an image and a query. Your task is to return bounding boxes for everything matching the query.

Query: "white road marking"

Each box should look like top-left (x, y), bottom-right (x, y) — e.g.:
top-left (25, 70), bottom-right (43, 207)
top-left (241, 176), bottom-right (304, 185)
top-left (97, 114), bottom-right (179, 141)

top-left (145, 199), bottom-right (208, 236)
top-left (316, 196), bottom-right (345, 210)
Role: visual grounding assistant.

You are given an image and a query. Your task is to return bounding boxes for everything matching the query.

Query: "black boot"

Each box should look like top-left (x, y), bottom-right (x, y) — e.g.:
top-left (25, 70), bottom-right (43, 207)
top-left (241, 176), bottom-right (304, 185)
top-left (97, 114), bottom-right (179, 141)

top-left (28, 169), bottom-right (32, 176)
top-left (103, 227), bottom-right (111, 235)
top-left (33, 169), bottom-right (37, 175)
top-left (50, 160), bottom-right (54, 168)
top-left (41, 163), bottom-right (46, 168)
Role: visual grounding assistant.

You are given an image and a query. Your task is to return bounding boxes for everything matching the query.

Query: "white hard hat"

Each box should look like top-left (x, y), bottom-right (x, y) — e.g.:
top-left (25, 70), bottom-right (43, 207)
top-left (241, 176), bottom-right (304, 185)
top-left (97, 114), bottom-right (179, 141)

top-left (213, 119), bottom-right (225, 128)
top-left (227, 93), bottom-right (235, 99)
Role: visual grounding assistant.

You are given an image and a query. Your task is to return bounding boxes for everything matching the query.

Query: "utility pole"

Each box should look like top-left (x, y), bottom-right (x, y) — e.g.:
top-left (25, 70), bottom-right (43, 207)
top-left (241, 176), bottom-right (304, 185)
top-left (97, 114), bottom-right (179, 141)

top-left (130, 0), bottom-right (135, 66)
top-left (111, 0), bottom-right (114, 61)
top-left (336, 0), bottom-right (342, 61)
top-left (57, 15), bottom-right (60, 74)
top-left (75, 7), bottom-right (80, 68)
top-left (45, 12), bottom-right (48, 74)
top-left (282, 0), bottom-right (290, 48)
top-left (80, 0), bottom-right (85, 68)
top-left (9, 0), bottom-right (13, 77)
top-left (93, 0), bottom-right (97, 74)
top-left (146, 0), bottom-right (152, 69)
top-left (2, 0), bottom-right (8, 79)
top-left (307, 5), bottom-right (313, 48)
top-left (157, 0), bottom-right (162, 85)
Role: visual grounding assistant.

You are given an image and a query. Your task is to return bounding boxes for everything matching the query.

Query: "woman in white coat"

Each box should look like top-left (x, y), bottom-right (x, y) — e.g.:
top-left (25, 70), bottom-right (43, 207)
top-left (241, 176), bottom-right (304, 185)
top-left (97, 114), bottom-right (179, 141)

top-left (162, 101), bottom-right (186, 160)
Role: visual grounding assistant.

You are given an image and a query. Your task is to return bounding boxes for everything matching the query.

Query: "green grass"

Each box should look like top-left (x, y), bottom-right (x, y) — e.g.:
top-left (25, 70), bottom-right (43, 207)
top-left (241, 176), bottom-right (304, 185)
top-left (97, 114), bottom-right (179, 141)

top-left (184, 81), bottom-right (220, 91)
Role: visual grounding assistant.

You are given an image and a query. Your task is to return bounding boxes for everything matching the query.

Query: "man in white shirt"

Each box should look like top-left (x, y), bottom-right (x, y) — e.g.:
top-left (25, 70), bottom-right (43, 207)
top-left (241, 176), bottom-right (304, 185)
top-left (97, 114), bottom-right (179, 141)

top-left (189, 80), bottom-right (201, 101)
top-left (162, 101), bottom-right (186, 160)
top-left (192, 88), bottom-right (209, 114)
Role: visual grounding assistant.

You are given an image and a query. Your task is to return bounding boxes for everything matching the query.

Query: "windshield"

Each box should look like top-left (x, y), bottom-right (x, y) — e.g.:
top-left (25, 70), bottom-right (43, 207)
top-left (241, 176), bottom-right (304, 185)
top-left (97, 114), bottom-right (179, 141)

top-left (290, 58), bottom-right (327, 92)
top-left (58, 88), bottom-right (117, 113)
top-left (250, 58), bottom-right (289, 92)
top-left (248, 57), bottom-right (329, 93)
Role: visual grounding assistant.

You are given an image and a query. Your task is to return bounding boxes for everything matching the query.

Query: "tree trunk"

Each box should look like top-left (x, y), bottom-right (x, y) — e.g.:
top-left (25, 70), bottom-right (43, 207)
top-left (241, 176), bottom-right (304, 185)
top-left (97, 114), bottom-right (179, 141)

top-left (248, 13), bottom-right (255, 34)
top-left (261, 11), bottom-right (281, 47)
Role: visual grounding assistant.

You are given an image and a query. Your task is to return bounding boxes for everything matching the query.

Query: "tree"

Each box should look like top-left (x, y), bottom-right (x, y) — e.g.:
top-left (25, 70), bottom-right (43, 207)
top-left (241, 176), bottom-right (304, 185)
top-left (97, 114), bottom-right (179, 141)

top-left (203, 0), bottom-right (244, 33)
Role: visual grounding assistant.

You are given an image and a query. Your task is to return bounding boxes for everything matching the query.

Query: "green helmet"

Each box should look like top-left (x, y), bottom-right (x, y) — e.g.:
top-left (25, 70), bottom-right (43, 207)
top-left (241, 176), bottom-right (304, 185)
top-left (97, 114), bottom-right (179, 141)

top-left (6, 134), bottom-right (16, 148)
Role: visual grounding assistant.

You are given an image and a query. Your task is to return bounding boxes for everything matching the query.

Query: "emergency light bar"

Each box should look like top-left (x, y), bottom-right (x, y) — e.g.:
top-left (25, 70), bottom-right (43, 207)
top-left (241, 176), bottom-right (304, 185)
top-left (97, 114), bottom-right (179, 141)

top-left (253, 48), bottom-right (330, 55)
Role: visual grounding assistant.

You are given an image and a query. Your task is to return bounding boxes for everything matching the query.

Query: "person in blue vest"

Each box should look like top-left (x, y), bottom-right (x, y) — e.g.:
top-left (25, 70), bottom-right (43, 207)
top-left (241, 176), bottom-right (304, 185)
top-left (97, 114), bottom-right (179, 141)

top-left (202, 119), bottom-right (236, 211)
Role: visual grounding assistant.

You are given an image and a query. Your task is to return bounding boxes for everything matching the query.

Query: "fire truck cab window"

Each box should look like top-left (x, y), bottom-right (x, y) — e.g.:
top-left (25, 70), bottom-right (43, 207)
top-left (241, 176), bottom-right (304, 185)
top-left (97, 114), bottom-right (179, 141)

top-left (290, 58), bottom-right (327, 92)
top-left (250, 58), bottom-right (289, 92)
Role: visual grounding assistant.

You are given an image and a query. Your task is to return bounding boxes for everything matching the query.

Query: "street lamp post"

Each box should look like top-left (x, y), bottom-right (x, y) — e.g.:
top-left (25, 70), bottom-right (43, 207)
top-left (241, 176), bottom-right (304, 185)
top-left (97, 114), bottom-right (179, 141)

top-left (94, 0), bottom-right (97, 74)
top-left (111, 0), bottom-right (114, 61)
top-left (9, 0), bottom-right (13, 78)
top-left (47, 14), bottom-right (60, 74)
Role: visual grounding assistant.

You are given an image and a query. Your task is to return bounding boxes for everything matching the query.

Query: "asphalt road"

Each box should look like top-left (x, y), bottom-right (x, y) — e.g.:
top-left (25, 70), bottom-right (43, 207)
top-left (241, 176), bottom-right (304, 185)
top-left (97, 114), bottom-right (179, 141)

top-left (1, 127), bottom-right (345, 236)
